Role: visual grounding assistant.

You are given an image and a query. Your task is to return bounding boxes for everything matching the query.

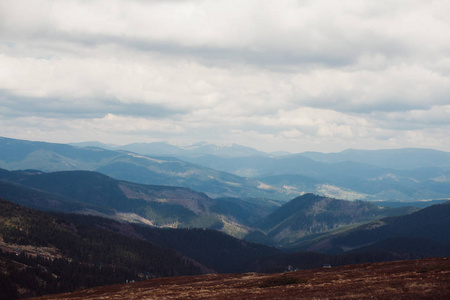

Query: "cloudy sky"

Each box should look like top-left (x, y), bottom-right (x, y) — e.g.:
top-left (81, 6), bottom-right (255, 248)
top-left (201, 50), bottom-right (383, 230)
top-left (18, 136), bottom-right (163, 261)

top-left (1, 0), bottom-right (449, 153)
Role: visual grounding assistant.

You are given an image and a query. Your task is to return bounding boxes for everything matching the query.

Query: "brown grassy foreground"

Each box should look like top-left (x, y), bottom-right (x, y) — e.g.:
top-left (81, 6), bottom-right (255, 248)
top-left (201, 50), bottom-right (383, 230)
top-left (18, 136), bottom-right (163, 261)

top-left (33, 258), bottom-right (450, 300)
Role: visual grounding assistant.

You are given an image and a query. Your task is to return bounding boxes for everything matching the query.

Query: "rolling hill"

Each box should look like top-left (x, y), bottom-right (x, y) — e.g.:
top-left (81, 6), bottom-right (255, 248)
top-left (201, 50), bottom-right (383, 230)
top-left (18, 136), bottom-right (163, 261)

top-left (0, 136), bottom-right (290, 200)
top-left (0, 168), bottom-right (279, 237)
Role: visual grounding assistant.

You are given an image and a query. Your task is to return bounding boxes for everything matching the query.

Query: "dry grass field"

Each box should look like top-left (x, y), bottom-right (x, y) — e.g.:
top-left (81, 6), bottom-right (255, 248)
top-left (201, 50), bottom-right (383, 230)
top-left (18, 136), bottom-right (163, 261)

top-left (32, 257), bottom-right (450, 300)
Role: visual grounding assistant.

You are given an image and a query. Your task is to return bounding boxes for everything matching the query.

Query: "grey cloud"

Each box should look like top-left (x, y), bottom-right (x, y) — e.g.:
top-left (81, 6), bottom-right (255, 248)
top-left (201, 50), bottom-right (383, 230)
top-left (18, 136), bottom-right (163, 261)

top-left (300, 96), bottom-right (436, 114)
top-left (1, 20), bottom-right (410, 71)
top-left (0, 90), bottom-right (184, 119)
top-left (370, 106), bottom-right (450, 131)
top-left (6, 31), bottom-right (351, 69)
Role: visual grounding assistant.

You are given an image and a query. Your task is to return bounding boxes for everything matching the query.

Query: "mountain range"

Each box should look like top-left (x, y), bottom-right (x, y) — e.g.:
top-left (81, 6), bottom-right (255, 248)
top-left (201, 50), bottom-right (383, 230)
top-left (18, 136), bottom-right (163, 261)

top-left (181, 152), bottom-right (450, 201)
top-left (69, 140), bottom-right (275, 157)
top-left (3, 137), bottom-right (450, 201)
top-left (0, 136), bottom-right (291, 200)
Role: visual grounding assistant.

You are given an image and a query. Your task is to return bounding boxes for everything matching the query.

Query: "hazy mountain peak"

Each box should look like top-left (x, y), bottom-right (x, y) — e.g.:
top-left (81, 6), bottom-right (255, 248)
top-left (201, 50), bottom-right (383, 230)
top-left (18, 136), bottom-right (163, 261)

top-left (300, 148), bottom-right (450, 170)
top-left (182, 141), bottom-right (210, 149)
top-left (69, 141), bottom-right (118, 149)
top-left (116, 141), bottom-right (268, 157)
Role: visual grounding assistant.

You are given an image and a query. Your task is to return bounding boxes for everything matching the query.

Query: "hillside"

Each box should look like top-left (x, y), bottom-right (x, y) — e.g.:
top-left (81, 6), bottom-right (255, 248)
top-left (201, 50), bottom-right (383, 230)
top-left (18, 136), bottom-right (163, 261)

top-left (0, 168), bottom-right (279, 238)
top-left (0, 179), bottom-right (115, 215)
top-left (0, 199), bottom-right (282, 298)
top-left (291, 201), bottom-right (450, 255)
top-left (1, 170), bottom-right (423, 245)
top-left (31, 258), bottom-right (450, 300)
top-left (2, 196), bottom-right (449, 298)
top-left (250, 193), bottom-right (416, 247)
top-left (0, 198), bottom-right (211, 299)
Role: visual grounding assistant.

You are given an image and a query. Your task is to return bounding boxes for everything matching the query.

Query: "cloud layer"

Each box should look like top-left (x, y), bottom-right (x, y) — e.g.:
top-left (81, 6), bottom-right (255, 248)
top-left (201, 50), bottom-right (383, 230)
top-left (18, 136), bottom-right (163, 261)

top-left (1, 0), bottom-right (449, 152)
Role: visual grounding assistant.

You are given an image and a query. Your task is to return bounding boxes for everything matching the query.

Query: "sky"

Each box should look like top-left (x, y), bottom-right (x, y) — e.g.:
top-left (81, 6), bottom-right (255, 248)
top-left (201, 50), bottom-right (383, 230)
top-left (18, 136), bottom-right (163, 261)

top-left (1, 0), bottom-right (450, 153)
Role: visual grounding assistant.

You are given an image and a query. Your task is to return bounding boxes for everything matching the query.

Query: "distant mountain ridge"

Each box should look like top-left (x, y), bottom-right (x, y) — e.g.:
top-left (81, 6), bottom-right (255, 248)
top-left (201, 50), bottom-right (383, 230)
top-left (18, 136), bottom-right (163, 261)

top-left (3, 136), bottom-right (450, 201)
top-left (182, 152), bottom-right (450, 201)
top-left (70, 141), bottom-right (450, 170)
top-left (0, 136), bottom-right (291, 200)
top-left (300, 148), bottom-right (450, 170)
top-left (70, 140), bottom-right (272, 157)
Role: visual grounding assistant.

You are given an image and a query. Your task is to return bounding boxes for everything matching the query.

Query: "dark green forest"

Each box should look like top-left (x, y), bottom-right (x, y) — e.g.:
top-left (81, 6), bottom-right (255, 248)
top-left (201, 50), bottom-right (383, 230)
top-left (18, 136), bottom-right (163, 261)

top-left (0, 199), bottom-right (206, 298)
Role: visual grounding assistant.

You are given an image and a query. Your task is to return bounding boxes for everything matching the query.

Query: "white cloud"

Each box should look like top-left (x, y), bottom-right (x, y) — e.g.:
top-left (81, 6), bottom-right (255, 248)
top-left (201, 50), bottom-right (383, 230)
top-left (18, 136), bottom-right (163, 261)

top-left (0, 0), bottom-right (449, 152)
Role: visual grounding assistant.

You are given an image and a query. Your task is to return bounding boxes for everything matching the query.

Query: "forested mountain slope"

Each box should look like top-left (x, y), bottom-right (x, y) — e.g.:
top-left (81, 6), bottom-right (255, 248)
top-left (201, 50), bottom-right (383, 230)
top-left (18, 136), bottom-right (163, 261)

top-left (248, 193), bottom-right (416, 247)
top-left (0, 198), bottom-right (210, 298)
top-left (290, 201), bottom-right (450, 255)
top-left (0, 168), bottom-right (278, 238)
